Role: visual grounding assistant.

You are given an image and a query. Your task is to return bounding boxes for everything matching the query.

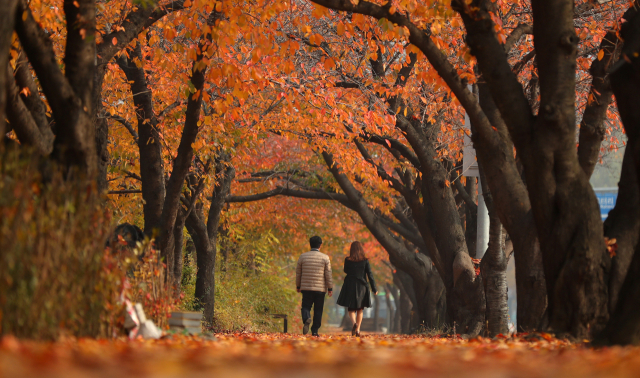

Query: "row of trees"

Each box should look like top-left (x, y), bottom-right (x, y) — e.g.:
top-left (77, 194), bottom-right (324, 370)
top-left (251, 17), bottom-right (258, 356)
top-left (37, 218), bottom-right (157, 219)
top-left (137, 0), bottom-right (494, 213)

top-left (1, 0), bottom-right (639, 343)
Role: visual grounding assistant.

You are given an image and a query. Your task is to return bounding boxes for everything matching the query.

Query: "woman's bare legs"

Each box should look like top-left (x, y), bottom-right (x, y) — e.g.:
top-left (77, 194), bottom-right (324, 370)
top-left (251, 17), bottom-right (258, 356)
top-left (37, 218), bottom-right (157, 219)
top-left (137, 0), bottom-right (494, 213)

top-left (356, 309), bottom-right (364, 334)
top-left (348, 310), bottom-right (357, 335)
top-left (348, 310), bottom-right (357, 325)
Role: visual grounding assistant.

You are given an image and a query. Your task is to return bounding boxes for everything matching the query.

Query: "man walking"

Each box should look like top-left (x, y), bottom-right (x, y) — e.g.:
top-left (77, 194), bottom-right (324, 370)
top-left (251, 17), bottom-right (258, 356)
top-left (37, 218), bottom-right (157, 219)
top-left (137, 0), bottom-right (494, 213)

top-left (296, 235), bottom-right (333, 336)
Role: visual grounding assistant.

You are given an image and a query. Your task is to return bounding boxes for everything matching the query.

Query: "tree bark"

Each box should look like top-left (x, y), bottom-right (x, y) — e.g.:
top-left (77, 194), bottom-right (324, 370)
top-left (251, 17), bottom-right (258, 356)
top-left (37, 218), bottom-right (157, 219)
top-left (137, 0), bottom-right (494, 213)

top-left (172, 208), bottom-right (186, 290)
top-left (457, 0), bottom-right (608, 337)
top-left (603, 147), bottom-right (640, 313)
top-left (475, 78), bottom-right (547, 332)
top-left (385, 283), bottom-right (397, 333)
top-left (596, 3), bottom-right (640, 345)
top-left (577, 31), bottom-right (619, 178)
top-left (5, 66), bottom-right (54, 155)
top-left (0, 0), bottom-right (18, 136)
top-left (396, 118), bottom-right (485, 336)
top-left (393, 269), bottom-right (414, 334)
top-left (479, 166), bottom-right (510, 336)
top-left (116, 44), bottom-right (166, 235)
top-left (94, 0), bottom-right (185, 191)
top-left (373, 293), bottom-right (379, 332)
top-left (186, 159), bottom-right (234, 324)
top-left (465, 178), bottom-right (478, 258)
top-left (15, 0), bottom-right (97, 176)
top-left (157, 11), bottom-right (220, 263)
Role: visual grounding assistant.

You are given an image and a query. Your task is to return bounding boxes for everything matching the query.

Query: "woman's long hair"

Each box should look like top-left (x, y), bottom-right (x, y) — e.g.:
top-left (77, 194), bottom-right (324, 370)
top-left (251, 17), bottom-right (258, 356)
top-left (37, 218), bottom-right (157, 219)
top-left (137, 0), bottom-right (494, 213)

top-left (348, 241), bottom-right (367, 262)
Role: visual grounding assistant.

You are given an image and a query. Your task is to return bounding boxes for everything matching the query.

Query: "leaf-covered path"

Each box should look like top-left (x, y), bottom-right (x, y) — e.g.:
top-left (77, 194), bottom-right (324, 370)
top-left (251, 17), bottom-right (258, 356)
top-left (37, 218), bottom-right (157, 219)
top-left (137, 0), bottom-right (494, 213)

top-left (2, 333), bottom-right (640, 378)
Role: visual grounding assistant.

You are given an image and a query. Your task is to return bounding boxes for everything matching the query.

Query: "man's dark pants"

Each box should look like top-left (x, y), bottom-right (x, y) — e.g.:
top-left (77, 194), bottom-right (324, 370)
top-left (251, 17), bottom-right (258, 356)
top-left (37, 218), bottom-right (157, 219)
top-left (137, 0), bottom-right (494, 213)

top-left (301, 290), bottom-right (325, 333)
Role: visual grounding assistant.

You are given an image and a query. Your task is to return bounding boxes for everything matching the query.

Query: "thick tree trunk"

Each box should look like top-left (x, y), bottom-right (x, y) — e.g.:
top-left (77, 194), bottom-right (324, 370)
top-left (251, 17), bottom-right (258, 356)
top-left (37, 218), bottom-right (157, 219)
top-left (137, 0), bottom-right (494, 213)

top-left (479, 169), bottom-right (510, 336)
top-left (411, 257), bottom-right (446, 329)
top-left (116, 44), bottom-right (166, 235)
top-left (474, 80), bottom-right (547, 332)
top-left (393, 269), bottom-right (414, 334)
top-left (597, 3), bottom-right (640, 345)
top-left (526, 0), bottom-right (609, 338)
top-left (0, 0), bottom-right (18, 135)
top-left (93, 65), bottom-right (109, 192)
top-left (481, 223), bottom-right (509, 336)
top-left (459, 0), bottom-right (607, 337)
top-left (15, 0), bottom-right (97, 176)
top-left (58, 0), bottom-right (98, 176)
top-left (597, 243), bottom-right (640, 345)
top-left (603, 147), bottom-right (640, 313)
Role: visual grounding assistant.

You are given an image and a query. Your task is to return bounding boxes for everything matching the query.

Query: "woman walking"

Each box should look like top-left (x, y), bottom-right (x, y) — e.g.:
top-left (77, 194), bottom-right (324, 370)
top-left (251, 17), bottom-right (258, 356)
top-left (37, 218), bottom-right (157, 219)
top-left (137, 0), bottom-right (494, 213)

top-left (336, 241), bottom-right (377, 337)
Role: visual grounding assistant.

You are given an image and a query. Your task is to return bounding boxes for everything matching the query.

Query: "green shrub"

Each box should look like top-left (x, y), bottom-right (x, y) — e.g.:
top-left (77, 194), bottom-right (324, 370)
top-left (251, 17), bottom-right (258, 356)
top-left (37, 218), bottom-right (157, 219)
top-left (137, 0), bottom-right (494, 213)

top-left (177, 234), bottom-right (298, 333)
top-left (211, 264), bottom-right (298, 333)
top-left (0, 152), bottom-right (124, 339)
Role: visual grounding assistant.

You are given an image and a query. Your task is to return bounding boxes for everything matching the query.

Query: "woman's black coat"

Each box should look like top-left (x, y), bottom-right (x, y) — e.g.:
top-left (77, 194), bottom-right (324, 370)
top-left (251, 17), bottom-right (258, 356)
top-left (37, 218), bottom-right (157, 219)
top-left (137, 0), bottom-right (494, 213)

top-left (336, 258), bottom-right (377, 309)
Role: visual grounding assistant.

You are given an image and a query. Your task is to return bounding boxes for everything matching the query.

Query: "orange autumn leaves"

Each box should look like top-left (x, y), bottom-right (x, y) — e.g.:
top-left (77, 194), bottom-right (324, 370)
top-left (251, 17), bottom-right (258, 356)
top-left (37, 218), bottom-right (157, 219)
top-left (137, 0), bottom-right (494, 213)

top-left (2, 333), bottom-right (640, 378)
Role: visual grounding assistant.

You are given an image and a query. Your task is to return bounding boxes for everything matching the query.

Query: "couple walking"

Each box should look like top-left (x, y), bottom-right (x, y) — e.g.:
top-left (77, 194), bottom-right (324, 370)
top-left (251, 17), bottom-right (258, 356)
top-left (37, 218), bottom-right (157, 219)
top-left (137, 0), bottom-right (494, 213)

top-left (295, 236), bottom-right (377, 337)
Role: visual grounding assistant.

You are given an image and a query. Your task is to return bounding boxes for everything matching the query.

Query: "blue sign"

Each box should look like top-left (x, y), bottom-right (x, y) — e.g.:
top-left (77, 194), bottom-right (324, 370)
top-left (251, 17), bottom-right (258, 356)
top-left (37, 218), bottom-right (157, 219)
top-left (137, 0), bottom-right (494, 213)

top-left (595, 191), bottom-right (617, 219)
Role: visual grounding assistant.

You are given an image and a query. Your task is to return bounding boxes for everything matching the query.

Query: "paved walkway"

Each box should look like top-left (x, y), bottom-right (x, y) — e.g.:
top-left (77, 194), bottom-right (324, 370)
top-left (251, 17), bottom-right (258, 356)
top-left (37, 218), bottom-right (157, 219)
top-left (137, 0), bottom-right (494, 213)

top-left (1, 333), bottom-right (640, 377)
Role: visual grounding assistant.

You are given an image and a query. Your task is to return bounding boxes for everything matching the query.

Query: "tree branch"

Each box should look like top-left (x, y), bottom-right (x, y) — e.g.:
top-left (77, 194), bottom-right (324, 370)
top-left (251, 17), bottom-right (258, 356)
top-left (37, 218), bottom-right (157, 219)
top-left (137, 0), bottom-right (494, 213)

top-left (504, 23), bottom-right (533, 53)
top-left (5, 66), bottom-right (54, 155)
top-left (14, 0), bottom-right (76, 129)
top-left (97, 0), bottom-right (185, 65)
top-left (578, 30), bottom-right (620, 178)
top-left (105, 112), bottom-right (139, 142)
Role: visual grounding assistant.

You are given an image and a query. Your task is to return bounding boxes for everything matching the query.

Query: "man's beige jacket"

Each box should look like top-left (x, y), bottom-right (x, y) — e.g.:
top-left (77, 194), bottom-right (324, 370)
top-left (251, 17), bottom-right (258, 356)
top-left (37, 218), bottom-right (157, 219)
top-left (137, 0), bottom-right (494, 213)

top-left (295, 249), bottom-right (333, 292)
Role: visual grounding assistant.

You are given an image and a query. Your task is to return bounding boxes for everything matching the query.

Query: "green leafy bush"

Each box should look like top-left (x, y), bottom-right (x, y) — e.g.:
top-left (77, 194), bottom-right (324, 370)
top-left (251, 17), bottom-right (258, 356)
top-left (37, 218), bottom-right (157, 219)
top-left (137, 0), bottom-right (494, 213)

top-left (211, 264), bottom-right (298, 333)
top-left (0, 152), bottom-right (124, 339)
top-left (178, 230), bottom-right (298, 333)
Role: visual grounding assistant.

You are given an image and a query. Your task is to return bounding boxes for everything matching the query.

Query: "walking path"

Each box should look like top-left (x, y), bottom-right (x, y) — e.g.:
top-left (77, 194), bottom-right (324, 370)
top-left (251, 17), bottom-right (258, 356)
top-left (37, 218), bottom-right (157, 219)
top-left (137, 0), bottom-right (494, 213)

top-left (1, 333), bottom-right (640, 377)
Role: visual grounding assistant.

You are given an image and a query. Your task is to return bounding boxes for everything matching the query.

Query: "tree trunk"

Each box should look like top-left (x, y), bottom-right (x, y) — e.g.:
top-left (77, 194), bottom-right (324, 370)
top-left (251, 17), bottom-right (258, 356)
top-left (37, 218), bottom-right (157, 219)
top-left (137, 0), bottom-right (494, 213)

top-left (393, 270), bottom-right (414, 334)
top-left (157, 11), bottom-right (220, 263)
top-left (397, 118), bottom-right (485, 336)
top-left (391, 285), bottom-right (402, 333)
top-left (603, 146), bottom-right (640, 313)
top-left (411, 257), bottom-right (446, 329)
top-left (185, 158), bottom-right (234, 324)
top-left (373, 293), bottom-right (379, 332)
top-left (479, 167), bottom-right (510, 336)
top-left (577, 31), bottom-right (619, 179)
top-left (116, 44), bottom-right (166, 235)
top-left (597, 240), bottom-right (640, 345)
top-left (385, 283), bottom-right (396, 334)
top-left (465, 177), bottom-right (478, 258)
top-left (474, 77), bottom-right (547, 333)
top-left (14, 0), bottom-right (97, 176)
top-left (93, 64), bottom-right (109, 193)
top-left (0, 0), bottom-right (18, 135)
top-left (172, 208), bottom-right (186, 290)
top-left (597, 3), bottom-right (640, 345)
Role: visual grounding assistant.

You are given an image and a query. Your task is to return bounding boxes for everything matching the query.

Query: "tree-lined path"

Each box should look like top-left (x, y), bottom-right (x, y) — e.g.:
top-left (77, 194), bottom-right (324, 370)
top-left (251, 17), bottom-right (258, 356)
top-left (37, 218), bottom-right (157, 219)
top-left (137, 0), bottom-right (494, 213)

top-left (2, 334), bottom-right (640, 378)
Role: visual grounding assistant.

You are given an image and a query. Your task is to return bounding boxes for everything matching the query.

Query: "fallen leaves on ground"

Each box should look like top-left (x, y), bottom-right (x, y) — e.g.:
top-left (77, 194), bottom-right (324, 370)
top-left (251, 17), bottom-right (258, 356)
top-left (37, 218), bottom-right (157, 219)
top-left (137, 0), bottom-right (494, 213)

top-left (1, 333), bottom-right (639, 378)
